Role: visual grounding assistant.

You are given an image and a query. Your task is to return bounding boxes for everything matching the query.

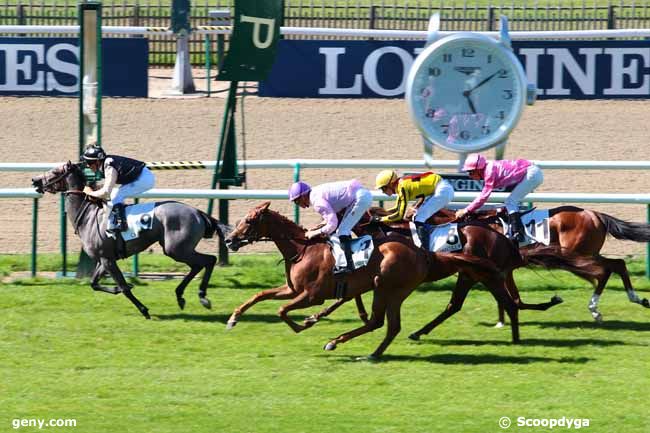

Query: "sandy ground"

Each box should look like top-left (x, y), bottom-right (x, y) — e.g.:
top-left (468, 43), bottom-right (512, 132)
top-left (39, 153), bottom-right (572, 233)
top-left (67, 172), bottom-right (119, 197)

top-left (0, 68), bottom-right (648, 258)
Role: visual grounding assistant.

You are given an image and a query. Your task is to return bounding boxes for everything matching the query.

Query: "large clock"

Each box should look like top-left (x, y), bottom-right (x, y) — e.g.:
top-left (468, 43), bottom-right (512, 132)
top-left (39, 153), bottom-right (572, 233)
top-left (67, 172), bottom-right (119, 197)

top-left (406, 31), bottom-right (531, 153)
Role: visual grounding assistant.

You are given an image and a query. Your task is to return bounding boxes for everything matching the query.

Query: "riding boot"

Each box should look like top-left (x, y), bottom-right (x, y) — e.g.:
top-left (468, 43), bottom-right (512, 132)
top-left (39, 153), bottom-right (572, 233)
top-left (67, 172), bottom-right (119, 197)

top-left (339, 235), bottom-right (355, 273)
top-left (415, 222), bottom-right (430, 251)
top-left (116, 204), bottom-right (128, 231)
top-left (108, 204), bottom-right (126, 233)
top-left (508, 211), bottom-right (525, 243)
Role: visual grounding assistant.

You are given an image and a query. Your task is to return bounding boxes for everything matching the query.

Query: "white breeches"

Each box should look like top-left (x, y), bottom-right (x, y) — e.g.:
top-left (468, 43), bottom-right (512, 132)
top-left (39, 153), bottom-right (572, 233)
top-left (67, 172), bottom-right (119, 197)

top-left (337, 188), bottom-right (373, 236)
top-left (504, 165), bottom-right (543, 214)
top-left (413, 179), bottom-right (454, 223)
top-left (108, 167), bottom-right (156, 209)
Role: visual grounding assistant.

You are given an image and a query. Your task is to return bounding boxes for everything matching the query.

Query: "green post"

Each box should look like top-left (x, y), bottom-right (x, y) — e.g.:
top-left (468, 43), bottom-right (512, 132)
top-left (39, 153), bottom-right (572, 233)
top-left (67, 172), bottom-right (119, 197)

top-left (31, 198), bottom-right (38, 277)
top-left (293, 163), bottom-right (300, 223)
top-left (646, 204), bottom-right (649, 279)
top-left (60, 195), bottom-right (67, 276)
top-left (205, 35), bottom-right (211, 96)
top-left (132, 198), bottom-right (139, 277)
top-left (217, 34), bottom-right (225, 70)
top-left (218, 189), bottom-right (229, 266)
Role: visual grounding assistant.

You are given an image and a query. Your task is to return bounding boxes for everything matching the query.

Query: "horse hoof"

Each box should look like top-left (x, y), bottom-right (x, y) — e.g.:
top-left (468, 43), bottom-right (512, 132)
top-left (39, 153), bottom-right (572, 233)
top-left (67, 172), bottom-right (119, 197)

top-left (142, 310), bottom-right (151, 320)
top-left (361, 354), bottom-right (381, 362)
top-left (641, 298), bottom-right (650, 308)
top-left (323, 342), bottom-right (337, 351)
top-left (551, 295), bottom-right (564, 304)
top-left (177, 297), bottom-right (186, 310)
top-left (226, 321), bottom-right (237, 330)
top-left (591, 312), bottom-right (603, 323)
top-left (303, 315), bottom-right (318, 325)
top-left (408, 333), bottom-right (420, 341)
top-left (200, 297), bottom-right (212, 310)
top-left (494, 321), bottom-right (505, 329)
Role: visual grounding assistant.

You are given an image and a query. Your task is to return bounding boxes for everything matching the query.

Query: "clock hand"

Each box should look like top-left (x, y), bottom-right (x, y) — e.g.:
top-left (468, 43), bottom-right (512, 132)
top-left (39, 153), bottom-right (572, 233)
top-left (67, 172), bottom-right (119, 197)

top-left (467, 70), bottom-right (500, 94)
top-left (462, 90), bottom-right (478, 114)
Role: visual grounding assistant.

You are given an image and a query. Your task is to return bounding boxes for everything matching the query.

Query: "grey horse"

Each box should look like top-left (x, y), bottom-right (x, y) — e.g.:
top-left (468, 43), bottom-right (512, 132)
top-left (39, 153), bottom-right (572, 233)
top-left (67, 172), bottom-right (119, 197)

top-left (32, 161), bottom-right (231, 319)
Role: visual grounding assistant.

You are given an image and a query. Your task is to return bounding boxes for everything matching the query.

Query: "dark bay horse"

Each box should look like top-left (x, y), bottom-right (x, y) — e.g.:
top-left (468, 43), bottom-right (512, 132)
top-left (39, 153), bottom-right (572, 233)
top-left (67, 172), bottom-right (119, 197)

top-left (32, 161), bottom-right (230, 318)
top-left (431, 206), bottom-right (650, 322)
top-left (225, 202), bottom-right (522, 359)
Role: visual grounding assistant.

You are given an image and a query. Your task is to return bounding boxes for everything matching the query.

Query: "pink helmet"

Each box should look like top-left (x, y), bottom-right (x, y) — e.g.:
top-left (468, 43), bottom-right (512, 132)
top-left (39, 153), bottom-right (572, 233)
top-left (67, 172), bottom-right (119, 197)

top-left (288, 181), bottom-right (311, 201)
top-left (462, 153), bottom-right (487, 172)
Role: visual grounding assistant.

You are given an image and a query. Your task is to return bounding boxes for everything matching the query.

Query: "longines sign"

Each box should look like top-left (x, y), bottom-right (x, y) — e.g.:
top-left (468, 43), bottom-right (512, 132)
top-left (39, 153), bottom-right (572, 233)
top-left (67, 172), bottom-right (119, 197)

top-left (259, 40), bottom-right (650, 99)
top-left (0, 38), bottom-right (148, 97)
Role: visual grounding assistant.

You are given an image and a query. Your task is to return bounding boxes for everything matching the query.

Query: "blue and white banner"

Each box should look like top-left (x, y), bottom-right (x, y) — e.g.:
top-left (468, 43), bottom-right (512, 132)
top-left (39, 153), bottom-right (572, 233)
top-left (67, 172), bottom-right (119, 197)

top-left (0, 38), bottom-right (148, 97)
top-left (259, 39), bottom-right (650, 99)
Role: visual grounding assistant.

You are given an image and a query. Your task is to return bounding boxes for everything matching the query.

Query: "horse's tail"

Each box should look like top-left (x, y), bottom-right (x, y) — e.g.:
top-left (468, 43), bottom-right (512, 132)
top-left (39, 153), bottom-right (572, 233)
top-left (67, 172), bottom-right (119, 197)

top-left (521, 245), bottom-right (606, 286)
top-left (596, 212), bottom-right (650, 242)
top-left (198, 211), bottom-right (232, 241)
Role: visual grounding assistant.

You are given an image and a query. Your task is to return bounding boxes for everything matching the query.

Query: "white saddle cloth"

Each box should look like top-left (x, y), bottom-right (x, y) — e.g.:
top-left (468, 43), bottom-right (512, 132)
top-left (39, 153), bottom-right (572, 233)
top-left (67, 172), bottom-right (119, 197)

top-left (106, 202), bottom-right (156, 241)
top-left (409, 222), bottom-right (463, 252)
top-left (329, 235), bottom-right (374, 273)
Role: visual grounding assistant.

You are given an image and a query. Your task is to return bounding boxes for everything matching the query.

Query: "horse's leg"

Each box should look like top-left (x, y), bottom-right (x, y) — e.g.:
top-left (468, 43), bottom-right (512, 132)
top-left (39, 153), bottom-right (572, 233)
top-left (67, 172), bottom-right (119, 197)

top-left (506, 271), bottom-right (564, 312)
top-left (324, 293), bottom-right (387, 352)
top-left (304, 295), bottom-right (369, 326)
top-left (102, 258), bottom-right (150, 319)
top-left (227, 284), bottom-right (296, 329)
top-left (368, 298), bottom-right (405, 360)
top-left (496, 303), bottom-right (506, 328)
top-left (167, 250), bottom-right (216, 310)
top-left (486, 278), bottom-right (520, 344)
top-left (600, 256), bottom-right (650, 310)
top-left (89, 262), bottom-right (122, 295)
top-left (277, 290), bottom-right (323, 333)
top-left (408, 273), bottom-right (473, 341)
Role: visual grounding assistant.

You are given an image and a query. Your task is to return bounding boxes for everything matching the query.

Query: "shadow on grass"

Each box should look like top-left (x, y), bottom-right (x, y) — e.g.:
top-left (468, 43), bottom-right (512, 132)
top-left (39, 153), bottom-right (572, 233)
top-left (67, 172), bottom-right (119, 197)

top-left (325, 353), bottom-right (593, 364)
top-left (415, 338), bottom-right (628, 348)
top-left (510, 320), bottom-right (650, 332)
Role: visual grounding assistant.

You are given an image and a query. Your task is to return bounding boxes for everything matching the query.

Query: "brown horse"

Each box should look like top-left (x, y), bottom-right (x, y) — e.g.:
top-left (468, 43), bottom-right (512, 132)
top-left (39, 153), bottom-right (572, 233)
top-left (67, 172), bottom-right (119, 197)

top-left (431, 206), bottom-right (650, 322)
top-left (225, 202), bottom-right (522, 359)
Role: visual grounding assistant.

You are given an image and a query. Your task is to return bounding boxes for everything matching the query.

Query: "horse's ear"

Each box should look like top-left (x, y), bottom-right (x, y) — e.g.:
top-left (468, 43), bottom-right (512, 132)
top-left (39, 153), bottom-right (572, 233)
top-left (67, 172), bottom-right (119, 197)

top-left (259, 201), bottom-right (271, 211)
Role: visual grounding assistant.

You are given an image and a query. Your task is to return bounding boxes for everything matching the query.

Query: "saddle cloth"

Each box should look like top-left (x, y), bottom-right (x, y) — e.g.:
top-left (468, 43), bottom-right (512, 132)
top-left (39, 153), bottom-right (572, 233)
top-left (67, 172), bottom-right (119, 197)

top-left (106, 202), bottom-right (156, 241)
top-left (409, 222), bottom-right (463, 252)
top-left (329, 235), bottom-right (374, 273)
top-left (499, 209), bottom-right (551, 246)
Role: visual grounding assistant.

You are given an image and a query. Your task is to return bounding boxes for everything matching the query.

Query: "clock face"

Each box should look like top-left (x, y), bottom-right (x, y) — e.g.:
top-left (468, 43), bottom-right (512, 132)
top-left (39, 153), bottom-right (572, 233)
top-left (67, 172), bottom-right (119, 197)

top-left (406, 33), bottom-right (527, 153)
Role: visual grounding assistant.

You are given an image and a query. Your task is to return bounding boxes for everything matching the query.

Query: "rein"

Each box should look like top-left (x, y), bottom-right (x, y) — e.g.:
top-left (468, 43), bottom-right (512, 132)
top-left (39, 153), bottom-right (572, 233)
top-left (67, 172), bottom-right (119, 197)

top-left (71, 198), bottom-right (94, 234)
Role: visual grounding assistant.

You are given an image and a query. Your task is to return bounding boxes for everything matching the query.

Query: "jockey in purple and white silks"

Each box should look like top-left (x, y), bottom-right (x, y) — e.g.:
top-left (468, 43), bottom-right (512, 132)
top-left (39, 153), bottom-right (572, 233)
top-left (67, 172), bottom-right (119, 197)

top-left (82, 145), bottom-right (156, 233)
top-left (455, 153), bottom-right (544, 242)
top-left (289, 179), bottom-right (372, 273)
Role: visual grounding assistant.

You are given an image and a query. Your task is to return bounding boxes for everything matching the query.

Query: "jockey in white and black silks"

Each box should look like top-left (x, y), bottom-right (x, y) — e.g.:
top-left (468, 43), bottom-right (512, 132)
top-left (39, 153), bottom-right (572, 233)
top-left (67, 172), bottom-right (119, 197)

top-left (81, 145), bottom-right (155, 233)
top-left (288, 179), bottom-right (372, 273)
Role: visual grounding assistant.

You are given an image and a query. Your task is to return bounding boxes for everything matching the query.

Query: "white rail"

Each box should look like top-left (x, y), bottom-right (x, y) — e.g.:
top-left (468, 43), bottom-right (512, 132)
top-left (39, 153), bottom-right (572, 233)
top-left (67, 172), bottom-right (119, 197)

top-left (4, 160), bottom-right (650, 172)
top-left (4, 187), bottom-right (650, 204)
top-left (1, 25), bottom-right (650, 40)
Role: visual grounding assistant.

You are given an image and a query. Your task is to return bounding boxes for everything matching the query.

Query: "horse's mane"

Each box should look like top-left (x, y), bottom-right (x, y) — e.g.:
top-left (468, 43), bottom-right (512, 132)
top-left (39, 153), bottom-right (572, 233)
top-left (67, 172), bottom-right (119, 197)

top-left (265, 208), bottom-right (307, 238)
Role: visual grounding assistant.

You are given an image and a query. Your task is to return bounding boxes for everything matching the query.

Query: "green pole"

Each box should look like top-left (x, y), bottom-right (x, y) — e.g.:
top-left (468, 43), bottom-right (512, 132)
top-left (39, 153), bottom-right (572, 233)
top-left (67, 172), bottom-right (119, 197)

top-left (218, 188), bottom-right (229, 266)
top-left (646, 204), bottom-right (649, 279)
top-left (132, 198), bottom-right (139, 277)
top-left (293, 163), bottom-right (300, 223)
top-left (31, 198), bottom-right (38, 277)
top-left (60, 194), bottom-right (67, 276)
top-left (217, 34), bottom-right (225, 71)
top-left (205, 35), bottom-right (211, 96)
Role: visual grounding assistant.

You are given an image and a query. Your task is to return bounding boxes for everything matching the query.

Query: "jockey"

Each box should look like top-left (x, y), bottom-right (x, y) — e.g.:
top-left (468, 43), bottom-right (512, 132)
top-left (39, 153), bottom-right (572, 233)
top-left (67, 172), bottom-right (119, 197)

top-left (455, 153), bottom-right (544, 242)
top-left (81, 145), bottom-right (156, 233)
top-left (288, 179), bottom-right (372, 273)
top-left (374, 169), bottom-right (454, 249)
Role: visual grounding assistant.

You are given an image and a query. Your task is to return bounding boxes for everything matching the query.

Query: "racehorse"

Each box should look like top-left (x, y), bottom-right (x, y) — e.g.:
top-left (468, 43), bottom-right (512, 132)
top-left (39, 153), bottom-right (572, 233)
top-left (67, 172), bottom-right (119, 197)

top-left (225, 202), bottom-right (563, 359)
top-left (431, 206), bottom-right (650, 322)
top-left (325, 210), bottom-right (601, 341)
top-left (31, 161), bottom-right (231, 319)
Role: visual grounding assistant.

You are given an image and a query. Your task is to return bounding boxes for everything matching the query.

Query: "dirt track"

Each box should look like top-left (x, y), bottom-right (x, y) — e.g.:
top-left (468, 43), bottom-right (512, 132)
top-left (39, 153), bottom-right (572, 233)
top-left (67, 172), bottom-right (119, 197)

top-left (1, 69), bottom-right (649, 257)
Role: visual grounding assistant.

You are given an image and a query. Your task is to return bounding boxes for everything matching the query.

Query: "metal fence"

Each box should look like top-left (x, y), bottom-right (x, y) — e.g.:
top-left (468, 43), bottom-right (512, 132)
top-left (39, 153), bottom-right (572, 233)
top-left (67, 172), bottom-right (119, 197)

top-left (1, 1), bottom-right (650, 64)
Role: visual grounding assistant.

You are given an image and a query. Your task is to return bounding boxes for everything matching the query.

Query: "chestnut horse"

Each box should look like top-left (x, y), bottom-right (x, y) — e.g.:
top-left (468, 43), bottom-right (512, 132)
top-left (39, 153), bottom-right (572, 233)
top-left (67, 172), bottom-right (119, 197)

top-left (225, 202), bottom-right (521, 359)
top-left (431, 206), bottom-right (650, 322)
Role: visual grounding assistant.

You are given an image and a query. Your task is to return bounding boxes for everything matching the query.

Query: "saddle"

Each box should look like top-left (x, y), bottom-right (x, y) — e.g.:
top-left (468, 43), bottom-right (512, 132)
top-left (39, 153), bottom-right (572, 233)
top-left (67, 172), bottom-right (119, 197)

top-left (409, 222), bottom-right (463, 252)
top-left (328, 235), bottom-right (374, 275)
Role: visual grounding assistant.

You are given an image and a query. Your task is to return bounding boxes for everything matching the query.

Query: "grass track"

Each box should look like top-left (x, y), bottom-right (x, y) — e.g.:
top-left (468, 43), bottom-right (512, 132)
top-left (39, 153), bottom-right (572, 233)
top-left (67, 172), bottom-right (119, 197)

top-left (1, 254), bottom-right (649, 433)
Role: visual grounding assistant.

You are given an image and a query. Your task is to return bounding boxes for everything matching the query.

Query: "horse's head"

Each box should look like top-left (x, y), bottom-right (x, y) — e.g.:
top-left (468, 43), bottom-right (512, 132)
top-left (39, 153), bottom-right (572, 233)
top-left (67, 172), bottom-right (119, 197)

top-left (31, 161), bottom-right (83, 194)
top-left (226, 201), bottom-right (273, 251)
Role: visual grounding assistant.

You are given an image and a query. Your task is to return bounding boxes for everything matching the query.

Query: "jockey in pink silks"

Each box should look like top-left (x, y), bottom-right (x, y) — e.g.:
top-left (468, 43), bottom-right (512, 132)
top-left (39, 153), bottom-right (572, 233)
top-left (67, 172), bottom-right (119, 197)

top-left (455, 153), bottom-right (544, 242)
top-left (288, 179), bottom-right (372, 273)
